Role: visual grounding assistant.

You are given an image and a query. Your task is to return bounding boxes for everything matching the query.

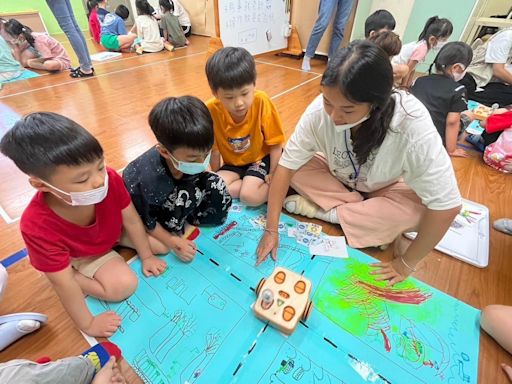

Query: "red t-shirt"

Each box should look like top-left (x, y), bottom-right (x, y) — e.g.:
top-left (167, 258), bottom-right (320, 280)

top-left (20, 167), bottom-right (131, 273)
top-left (89, 9), bottom-right (101, 44)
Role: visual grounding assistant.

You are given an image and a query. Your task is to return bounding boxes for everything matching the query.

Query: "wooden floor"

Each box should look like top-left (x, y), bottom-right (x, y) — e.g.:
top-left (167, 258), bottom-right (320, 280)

top-left (0, 34), bottom-right (511, 383)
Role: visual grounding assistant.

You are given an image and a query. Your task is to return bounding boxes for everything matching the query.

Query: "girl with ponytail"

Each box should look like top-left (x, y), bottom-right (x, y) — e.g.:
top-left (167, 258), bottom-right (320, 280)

top-left (393, 16), bottom-right (453, 87)
top-left (4, 18), bottom-right (70, 72)
top-left (257, 40), bottom-right (462, 286)
top-left (412, 42), bottom-right (474, 157)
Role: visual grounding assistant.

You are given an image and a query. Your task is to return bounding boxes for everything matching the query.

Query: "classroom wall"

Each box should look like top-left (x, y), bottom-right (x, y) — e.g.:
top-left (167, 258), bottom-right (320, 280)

top-left (0, 0), bottom-right (88, 35)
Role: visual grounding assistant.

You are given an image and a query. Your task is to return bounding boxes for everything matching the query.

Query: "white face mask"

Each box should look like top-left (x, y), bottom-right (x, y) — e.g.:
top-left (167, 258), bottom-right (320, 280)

top-left (433, 40), bottom-right (447, 52)
top-left (169, 152), bottom-right (211, 175)
top-left (334, 114), bottom-right (370, 132)
top-left (452, 64), bottom-right (467, 82)
top-left (41, 172), bottom-right (109, 206)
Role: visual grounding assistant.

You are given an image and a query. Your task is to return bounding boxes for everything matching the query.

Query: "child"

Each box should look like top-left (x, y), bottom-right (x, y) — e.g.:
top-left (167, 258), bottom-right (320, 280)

top-left (393, 16), bottom-right (453, 87)
top-left (411, 42), bottom-right (473, 157)
top-left (100, 5), bottom-right (136, 52)
top-left (159, 0), bottom-right (187, 51)
top-left (172, 0), bottom-right (192, 37)
top-left (205, 47), bottom-right (285, 206)
top-left (480, 305), bottom-right (512, 381)
top-left (364, 9), bottom-right (395, 38)
top-left (4, 19), bottom-right (71, 72)
top-left (132, 0), bottom-right (164, 55)
top-left (368, 30), bottom-right (401, 59)
top-left (123, 96), bottom-right (232, 263)
top-left (96, 0), bottom-right (109, 24)
top-left (87, 0), bottom-right (101, 44)
top-left (0, 19), bottom-right (23, 82)
top-left (0, 113), bottom-right (167, 337)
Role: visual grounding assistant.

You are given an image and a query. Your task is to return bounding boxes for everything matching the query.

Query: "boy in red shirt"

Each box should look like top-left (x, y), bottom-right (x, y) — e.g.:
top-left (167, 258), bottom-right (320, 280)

top-left (0, 112), bottom-right (166, 337)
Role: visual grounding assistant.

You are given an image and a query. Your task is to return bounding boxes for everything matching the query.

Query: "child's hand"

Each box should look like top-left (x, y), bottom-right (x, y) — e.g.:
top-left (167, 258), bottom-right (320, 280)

top-left (369, 258), bottom-right (410, 286)
top-left (141, 255), bottom-right (167, 277)
top-left (449, 148), bottom-right (469, 158)
top-left (265, 173), bottom-right (273, 185)
top-left (172, 237), bottom-right (197, 262)
top-left (83, 311), bottom-right (121, 337)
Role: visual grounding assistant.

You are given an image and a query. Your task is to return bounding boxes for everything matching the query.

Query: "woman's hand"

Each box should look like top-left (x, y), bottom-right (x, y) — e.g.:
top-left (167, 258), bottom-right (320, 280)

top-left (369, 257), bottom-right (412, 286)
top-left (256, 230), bottom-right (279, 266)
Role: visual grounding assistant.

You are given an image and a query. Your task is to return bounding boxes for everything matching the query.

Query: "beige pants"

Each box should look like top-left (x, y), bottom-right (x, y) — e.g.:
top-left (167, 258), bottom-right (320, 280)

top-left (290, 154), bottom-right (426, 248)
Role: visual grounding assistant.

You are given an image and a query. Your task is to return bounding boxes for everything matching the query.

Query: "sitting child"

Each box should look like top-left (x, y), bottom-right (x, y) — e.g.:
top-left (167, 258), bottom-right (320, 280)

top-left (87, 0), bottom-right (101, 44)
top-left (411, 42), bottom-right (473, 157)
top-left (123, 96), bottom-right (232, 263)
top-left (3, 19), bottom-right (70, 72)
top-left (172, 0), bottom-right (192, 37)
top-left (132, 0), bottom-right (164, 55)
top-left (205, 47), bottom-right (285, 206)
top-left (100, 5), bottom-right (136, 52)
top-left (0, 19), bottom-right (23, 82)
top-left (0, 113), bottom-right (166, 337)
top-left (159, 0), bottom-right (187, 51)
top-left (393, 16), bottom-right (453, 87)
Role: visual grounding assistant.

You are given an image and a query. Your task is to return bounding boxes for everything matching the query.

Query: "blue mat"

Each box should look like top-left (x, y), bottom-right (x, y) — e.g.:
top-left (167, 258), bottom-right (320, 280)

top-left (86, 203), bottom-right (480, 383)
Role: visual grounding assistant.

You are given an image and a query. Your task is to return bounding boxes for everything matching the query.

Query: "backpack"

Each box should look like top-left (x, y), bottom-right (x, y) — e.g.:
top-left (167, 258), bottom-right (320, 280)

top-left (484, 128), bottom-right (512, 173)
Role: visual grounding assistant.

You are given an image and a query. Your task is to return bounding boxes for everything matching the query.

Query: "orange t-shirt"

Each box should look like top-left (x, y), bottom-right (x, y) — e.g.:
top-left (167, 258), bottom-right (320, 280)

top-left (206, 90), bottom-right (285, 166)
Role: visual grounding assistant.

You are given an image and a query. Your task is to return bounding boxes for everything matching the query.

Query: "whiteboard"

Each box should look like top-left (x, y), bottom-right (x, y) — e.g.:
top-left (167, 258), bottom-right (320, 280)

top-left (219, 0), bottom-right (290, 55)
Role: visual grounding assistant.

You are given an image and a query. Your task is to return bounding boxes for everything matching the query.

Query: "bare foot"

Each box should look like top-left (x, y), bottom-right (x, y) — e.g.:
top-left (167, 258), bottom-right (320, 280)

top-left (92, 356), bottom-right (126, 384)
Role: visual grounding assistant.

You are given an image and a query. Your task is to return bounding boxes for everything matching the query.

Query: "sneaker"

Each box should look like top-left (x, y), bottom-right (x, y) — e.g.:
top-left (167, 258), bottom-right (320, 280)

top-left (465, 134), bottom-right (485, 152)
top-left (493, 218), bottom-right (512, 235)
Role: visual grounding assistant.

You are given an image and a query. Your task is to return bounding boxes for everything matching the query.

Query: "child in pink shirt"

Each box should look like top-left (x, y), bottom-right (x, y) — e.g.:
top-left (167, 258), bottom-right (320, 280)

top-left (4, 19), bottom-right (71, 72)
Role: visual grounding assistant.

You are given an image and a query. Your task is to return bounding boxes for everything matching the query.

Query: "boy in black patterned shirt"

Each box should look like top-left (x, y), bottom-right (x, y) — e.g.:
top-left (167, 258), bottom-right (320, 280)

top-left (123, 96), bottom-right (232, 262)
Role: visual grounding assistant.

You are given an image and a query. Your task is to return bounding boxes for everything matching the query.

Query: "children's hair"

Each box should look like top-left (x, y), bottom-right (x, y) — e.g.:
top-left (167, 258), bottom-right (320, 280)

top-left (87, 0), bottom-right (99, 15)
top-left (159, 0), bottom-right (174, 13)
top-left (418, 16), bottom-right (453, 48)
top-left (0, 112), bottom-right (104, 180)
top-left (149, 96), bottom-right (214, 153)
top-left (429, 41), bottom-right (473, 75)
top-left (136, 0), bottom-right (153, 16)
top-left (115, 5), bottom-right (130, 20)
top-left (205, 47), bottom-right (256, 92)
top-left (368, 31), bottom-right (401, 58)
top-left (321, 40), bottom-right (395, 165)
top-left (364, 9), bottom-right (396, 38)
top-left (4, 19), bottom-right (35, 48)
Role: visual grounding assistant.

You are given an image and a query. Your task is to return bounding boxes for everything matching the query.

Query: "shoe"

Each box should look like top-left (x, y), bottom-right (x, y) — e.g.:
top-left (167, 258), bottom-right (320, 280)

top-left (135, 46), bottom-right (144, 55)
top-left (70, 68), bottom-right (95, 78)
top-left (465, 134), bottom-right (485, 152)
top-left (164, 43), bottom-right (175, 52)
top-left (283, 195), bottom-right (318, 218)
top-left (493, 218), bottom-right (512, 235)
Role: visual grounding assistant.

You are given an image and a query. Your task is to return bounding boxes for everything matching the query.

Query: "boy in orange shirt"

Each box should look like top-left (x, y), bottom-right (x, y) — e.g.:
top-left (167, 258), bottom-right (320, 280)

top-left (205, 47), bottom-right (285, 206)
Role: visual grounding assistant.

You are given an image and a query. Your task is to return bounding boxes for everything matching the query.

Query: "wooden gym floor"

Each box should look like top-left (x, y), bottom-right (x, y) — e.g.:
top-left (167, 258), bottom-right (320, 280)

top-left (0, 34), bottom-right (511, 383)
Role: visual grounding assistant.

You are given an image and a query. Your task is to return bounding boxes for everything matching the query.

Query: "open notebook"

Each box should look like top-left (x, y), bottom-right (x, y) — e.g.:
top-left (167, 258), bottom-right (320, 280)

top-left (405, 199), bottom-right (490, 268)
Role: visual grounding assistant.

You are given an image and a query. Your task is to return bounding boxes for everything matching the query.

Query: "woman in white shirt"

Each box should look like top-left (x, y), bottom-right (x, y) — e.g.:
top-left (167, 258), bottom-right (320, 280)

top-left (256, 40), bottom-right (462, 285)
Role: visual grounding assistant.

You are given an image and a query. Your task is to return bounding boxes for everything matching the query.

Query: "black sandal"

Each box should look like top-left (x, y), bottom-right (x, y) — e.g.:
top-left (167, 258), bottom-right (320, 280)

top-left (70, 68), bottom-right (95, 78)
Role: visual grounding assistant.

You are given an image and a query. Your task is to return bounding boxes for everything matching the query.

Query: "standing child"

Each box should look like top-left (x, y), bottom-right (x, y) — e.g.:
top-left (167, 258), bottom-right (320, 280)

top-left (100, 5), bottom-right (136, 52)
top-left (87, 0), bottom-right (101, 44)
top-left (393, 16), bottom-right (453, 87)
top-left (4, 19), bottom-right (70, 72)
top-left (205, 47), bottom-right (285, 206)
top-left (123, 96), bottom-right (232, 263)
top-left (411, 42), bottom-right (473, 157)
top-left (132, 0), bottom-right (164, 55)
top-left (159, 0), bottom-right (187, 51)
top-left (0, 113), bottom-right (167, 337)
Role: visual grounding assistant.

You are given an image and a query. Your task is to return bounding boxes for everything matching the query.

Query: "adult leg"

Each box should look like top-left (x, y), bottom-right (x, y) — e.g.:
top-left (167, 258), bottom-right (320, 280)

top-left (188, 172), bottom-right (232, 225)
top-left (217, 170), bottom-right (243, 198)
top-left (328, 0), bottom-right (354, 58)
top-left (338, 181), bottom-right (425, 248)
top-left (73, 255), bottom-right (138, 301)
top-left (45, 0), bottom-right (93, 73)
top-left (302, 0), bottom-right (337, 70)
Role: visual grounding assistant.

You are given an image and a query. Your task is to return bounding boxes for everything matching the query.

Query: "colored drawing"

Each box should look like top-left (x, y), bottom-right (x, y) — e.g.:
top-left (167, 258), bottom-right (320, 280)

top-left (85, 203), bottom-right (480, 384)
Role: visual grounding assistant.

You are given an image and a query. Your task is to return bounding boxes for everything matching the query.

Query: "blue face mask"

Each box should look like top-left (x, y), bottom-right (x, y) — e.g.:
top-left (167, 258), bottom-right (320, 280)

top-left (168, 151), bottom-right (211, 175)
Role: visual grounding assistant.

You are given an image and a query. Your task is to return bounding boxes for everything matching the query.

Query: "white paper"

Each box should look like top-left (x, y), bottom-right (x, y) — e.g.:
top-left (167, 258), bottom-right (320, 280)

top-left (309, 236), bottom-right (348, 258)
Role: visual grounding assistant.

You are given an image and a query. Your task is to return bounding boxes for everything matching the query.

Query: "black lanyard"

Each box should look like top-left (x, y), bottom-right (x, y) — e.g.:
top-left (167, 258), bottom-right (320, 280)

top-left (344, 130), bottom-right (361, 189)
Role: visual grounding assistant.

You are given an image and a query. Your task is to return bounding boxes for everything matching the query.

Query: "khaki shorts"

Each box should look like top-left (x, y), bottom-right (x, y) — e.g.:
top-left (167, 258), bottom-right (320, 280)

top-left (70, 250), bottom-right (123, 279)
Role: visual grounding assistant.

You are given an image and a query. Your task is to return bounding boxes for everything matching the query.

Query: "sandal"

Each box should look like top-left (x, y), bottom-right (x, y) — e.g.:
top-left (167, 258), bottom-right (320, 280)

top-left (70, 68), bottom-right (95, 78)
top-left (70, 66), bottom-right (95, 74)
